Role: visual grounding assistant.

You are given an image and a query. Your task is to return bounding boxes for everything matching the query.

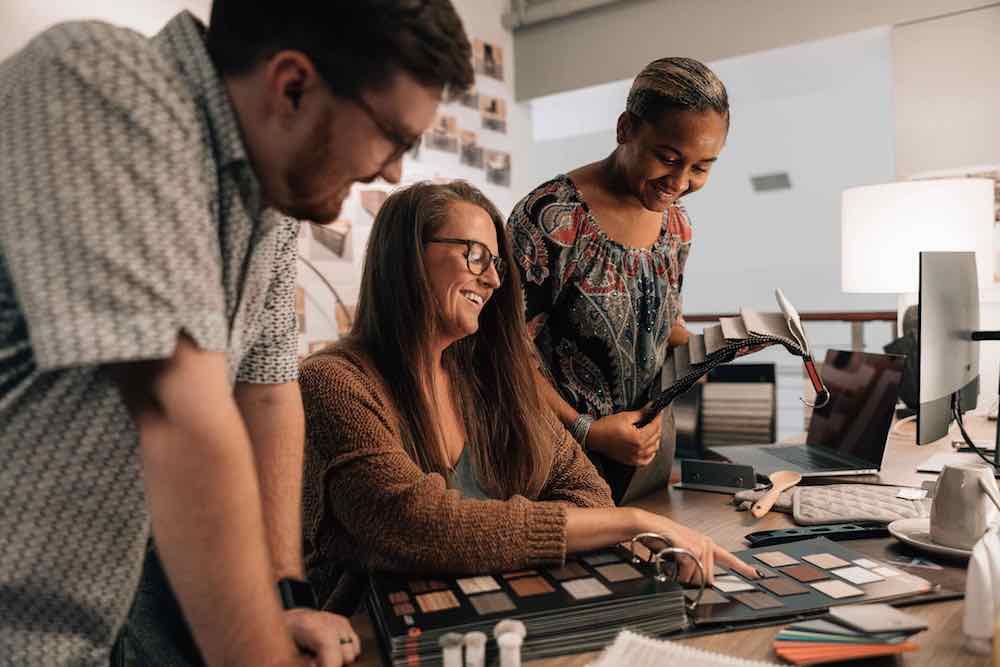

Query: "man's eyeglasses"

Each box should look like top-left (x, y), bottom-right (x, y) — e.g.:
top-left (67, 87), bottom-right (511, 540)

top-left (352, 95), bottom-right (420, 167)
top-left (426, 238), bottom-right (505, 281)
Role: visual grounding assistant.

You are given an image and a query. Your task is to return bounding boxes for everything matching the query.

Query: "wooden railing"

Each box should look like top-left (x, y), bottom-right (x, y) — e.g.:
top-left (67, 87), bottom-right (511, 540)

top-left (683, 311), bottom-right (898, 351)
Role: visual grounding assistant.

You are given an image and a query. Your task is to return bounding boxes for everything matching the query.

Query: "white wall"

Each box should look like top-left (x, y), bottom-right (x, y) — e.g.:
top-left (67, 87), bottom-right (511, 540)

top-left (526, 28), bottom-right (897, 314)
top-left (892, 4), bottom-right (1000, 413)
top-left (893, 5), bottom-right (1000, 179)
top-left (0, 1), bottom-right (211, 58)
top-left (512, 0), bottom-right (994, 100)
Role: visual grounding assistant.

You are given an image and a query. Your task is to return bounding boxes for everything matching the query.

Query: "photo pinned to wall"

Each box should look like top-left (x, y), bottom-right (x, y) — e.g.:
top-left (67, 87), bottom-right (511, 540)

top-left (910, 165), bottom-right (1000, 282)
top-left (295, 287), bottom-right (305, 333)
top-left (473, 39), bottom-right (503, 81)
top-left (424, 113), bottom-right (459, 153)
top-left (459, 131), bottom-right (483, 169)
top-left (484, 149), bottom-right (511, 187)
top-left (479, 95), bottom-right (507, 134)
top-left (309, 220), bottom-right (353, 263)
top-left (459, 86), bottom-right (479, 110)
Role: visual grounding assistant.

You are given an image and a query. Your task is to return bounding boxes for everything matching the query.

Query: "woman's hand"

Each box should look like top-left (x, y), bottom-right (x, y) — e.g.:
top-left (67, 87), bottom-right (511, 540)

top-left (638, 510), bottom-right (760, 585)
top-left (586, 409), bottom-right (661, 466)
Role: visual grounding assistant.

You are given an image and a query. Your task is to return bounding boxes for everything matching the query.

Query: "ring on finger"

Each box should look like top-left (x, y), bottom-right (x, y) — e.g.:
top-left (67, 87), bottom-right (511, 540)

top-left (339, 636), bottom-right (354, 645)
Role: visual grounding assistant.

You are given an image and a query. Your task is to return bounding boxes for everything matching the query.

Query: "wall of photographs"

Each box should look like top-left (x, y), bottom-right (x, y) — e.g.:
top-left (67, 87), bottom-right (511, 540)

top-left (295, 0), bottom-right (523, 356)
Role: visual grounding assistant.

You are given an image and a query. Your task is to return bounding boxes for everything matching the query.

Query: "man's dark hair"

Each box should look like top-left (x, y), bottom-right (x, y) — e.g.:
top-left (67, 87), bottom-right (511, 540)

top-left (207, 1), bottom-right (474, 99)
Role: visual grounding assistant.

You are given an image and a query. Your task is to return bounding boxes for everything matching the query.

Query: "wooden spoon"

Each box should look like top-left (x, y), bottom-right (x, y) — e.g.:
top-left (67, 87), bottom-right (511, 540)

top-left (751, 470), bottom-right (802, 519)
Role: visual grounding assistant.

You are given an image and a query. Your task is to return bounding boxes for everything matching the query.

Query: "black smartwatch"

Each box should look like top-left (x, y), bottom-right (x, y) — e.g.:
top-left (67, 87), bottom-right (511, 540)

top-left (277, 577), bottom-right (317, 610)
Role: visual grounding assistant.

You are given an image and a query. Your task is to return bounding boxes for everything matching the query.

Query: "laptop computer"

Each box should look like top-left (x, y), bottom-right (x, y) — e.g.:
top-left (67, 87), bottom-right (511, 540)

top-left (711, 349), bottom-right (905, 478)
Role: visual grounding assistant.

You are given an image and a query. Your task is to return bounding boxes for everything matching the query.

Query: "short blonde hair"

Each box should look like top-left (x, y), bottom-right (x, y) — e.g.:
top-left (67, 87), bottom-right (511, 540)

top-left (626, 57), bottom-right (729, 128)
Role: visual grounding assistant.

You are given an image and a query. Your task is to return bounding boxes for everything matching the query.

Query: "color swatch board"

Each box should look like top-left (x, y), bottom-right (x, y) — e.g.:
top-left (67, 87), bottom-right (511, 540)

top-left (368, 549), bottom-right (687, 666)
top-left (692, 537), bottom-right (933, 626)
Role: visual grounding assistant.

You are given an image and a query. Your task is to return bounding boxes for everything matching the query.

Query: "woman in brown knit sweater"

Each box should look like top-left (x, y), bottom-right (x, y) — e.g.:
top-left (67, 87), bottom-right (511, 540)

top-left (300, 181), bottom-right (757, 611)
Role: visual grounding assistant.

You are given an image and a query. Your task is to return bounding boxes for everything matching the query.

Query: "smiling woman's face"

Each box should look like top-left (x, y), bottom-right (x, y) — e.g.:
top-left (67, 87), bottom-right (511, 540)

top-left (619, 108), bottom-right (728, 212)
top-left (423, 201), bottom-right (502, 349)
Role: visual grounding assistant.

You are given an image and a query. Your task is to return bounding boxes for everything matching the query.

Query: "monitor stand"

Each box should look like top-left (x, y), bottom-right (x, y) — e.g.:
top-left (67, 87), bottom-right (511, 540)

top-left (917, 451), bottom-right (1000, 478)
top-left (971, 329), bottom-right (1000, 470)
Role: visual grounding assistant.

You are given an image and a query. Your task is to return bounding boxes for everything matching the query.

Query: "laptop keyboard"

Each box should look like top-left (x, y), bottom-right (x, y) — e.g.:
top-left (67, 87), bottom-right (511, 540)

top-left (767, 446), bottom-right (859, 470)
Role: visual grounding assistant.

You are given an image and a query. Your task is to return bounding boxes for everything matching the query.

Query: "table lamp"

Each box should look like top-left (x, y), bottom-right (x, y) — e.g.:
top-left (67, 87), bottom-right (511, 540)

top-left (842, 178), bottom-right (995, 428)
top-left (841, 178), bottom-right (994, 331)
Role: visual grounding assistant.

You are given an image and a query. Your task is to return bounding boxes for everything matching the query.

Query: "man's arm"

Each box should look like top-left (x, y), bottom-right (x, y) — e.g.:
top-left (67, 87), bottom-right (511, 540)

top-left (236, 379), bottom-right (362, 664)
top-left (235, 381), bottom-right (306, 579)
top-left (111, 335), bottom-right (303, 666)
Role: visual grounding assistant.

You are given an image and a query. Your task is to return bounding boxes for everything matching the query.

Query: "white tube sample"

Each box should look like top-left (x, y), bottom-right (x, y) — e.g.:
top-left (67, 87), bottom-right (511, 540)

top-left (439, 632), bottom-right (464, 667)
top-left (497, 632), bottom-right (523, 667)
top-left (463, 631), bottom-right (487, 667)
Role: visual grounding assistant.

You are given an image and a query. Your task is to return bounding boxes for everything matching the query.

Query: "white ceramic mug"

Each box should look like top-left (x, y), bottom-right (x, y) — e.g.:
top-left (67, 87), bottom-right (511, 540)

top-left (930, 462), bottom-right (1000, 551)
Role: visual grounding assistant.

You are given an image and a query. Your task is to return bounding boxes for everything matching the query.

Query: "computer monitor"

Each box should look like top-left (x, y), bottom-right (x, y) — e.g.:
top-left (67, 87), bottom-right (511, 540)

top-left (917, 251), bottom-right (980, 445)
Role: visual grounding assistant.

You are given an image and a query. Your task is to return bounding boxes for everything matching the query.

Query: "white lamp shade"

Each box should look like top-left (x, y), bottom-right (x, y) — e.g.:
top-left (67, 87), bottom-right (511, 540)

top-left (841, 178), bottom-right (994, 293)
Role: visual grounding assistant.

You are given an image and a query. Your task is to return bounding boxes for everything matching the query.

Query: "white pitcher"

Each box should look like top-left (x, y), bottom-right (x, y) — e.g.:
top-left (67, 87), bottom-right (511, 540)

top-left (930, 462), bottom-right (1000, 551)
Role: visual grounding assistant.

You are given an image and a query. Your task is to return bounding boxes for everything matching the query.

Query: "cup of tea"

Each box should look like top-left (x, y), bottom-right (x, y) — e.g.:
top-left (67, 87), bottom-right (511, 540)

top-left (930, 462), bottom-right (1000, 551)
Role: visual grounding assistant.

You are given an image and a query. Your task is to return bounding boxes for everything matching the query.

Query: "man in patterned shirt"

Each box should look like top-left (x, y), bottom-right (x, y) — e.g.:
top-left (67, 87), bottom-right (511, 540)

top-left (0, 2), bottom-right (472, 665)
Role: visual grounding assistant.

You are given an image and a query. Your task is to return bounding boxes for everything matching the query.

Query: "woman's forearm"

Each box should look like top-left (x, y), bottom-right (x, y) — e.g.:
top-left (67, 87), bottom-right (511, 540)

top-left (564, 506), bottom-right (643, 552)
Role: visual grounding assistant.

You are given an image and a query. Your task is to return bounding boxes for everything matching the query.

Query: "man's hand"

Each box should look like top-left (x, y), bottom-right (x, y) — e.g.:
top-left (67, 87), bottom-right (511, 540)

top-left (587, 410), bottom-right (662, 466)
top-left (285, 609), bottom-right (361, 667)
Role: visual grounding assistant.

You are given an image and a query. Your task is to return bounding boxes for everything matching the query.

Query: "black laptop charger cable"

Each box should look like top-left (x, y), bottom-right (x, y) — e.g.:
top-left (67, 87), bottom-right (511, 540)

top-left (952, 393), bottom-right (1000, 472)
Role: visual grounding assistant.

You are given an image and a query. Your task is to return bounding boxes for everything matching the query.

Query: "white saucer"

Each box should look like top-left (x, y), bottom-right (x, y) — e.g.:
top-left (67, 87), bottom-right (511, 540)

top-left (887, 518), bottom-right (972, 559)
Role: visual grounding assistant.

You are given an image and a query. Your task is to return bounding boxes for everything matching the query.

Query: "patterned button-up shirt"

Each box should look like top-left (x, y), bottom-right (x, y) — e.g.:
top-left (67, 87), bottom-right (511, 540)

top-left (0, 12), bottom-right (299, 664)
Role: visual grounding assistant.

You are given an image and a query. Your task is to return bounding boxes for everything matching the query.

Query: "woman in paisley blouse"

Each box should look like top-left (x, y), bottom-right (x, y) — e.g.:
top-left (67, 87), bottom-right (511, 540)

top-left (508, 57), bottom-right (729, 502)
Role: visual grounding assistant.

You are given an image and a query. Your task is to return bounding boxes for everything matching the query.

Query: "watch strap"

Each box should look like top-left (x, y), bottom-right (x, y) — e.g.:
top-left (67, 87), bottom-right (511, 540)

top-left (277, 577), bottom-right (317, 610)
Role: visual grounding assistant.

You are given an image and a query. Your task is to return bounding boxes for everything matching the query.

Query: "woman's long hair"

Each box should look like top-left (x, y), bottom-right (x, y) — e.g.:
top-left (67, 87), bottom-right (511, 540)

top-left (348, 180), bottom-right (553, 498)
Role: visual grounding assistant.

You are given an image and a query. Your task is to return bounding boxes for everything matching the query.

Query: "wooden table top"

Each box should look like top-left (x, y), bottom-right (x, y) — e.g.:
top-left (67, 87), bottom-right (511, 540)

top-left (350, 416), bottom-right (993, 666)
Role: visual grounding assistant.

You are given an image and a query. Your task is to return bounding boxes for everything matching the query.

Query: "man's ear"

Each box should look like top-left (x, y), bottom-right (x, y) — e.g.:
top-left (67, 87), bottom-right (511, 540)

top-left (262, 50), bottom-right (320, 115)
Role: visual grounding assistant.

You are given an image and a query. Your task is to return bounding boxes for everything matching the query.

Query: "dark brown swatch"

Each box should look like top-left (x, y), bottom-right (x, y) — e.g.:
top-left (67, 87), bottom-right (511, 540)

top-left (469, 591), bottom-right (516, 616)
top-left (547, 561), bottom-right (589, 581)
top-left (752, 566), bottom-right (780, 579)
top-left (583, 552), bottom-right (622, 566)
top-left (407, 581), bottom-right (430, 594)
top-left (779, 564), bottom-right (829, 583)
top-left (508, 575), bottom-right (555, 597)
top-left (685, 588), bottom-right (730, 605)
top-left (733, 591), bottom-right (784, 610)
top-left (595, 563), bottom-right (643, 583)
top-left (759, 577), bottom-right (810, 596)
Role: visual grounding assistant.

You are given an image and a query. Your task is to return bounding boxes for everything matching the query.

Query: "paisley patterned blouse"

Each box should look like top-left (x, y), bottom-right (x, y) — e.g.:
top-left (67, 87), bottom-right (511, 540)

top-left (508, 173), bottom-right (692, 435)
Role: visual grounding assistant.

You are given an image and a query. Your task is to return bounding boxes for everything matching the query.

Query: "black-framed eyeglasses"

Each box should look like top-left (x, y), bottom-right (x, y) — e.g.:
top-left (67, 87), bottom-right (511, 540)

top-left (352, 94), bottom-right (420, 167)
top-left (426, 237), bottom-right (505, 281)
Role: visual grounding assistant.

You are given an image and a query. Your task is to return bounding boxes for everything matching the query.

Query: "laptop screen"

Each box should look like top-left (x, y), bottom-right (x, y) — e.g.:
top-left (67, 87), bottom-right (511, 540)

top-left (805, 350), bottom-right (905, 464)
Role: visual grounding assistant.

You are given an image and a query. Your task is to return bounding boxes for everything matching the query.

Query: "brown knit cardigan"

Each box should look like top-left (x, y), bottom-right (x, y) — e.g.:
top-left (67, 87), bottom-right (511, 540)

top-left (300, 346), bottom-right (614, 611)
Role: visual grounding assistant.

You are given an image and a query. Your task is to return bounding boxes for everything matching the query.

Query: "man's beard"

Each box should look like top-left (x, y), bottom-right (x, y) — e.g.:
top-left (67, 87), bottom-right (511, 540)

top-left (281, 109), bottom-right (347, 223)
